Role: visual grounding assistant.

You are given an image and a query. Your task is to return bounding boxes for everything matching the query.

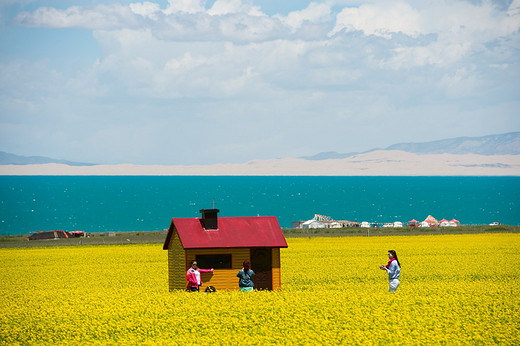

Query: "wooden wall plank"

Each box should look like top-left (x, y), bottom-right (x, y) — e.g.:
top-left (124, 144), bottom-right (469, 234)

top-left (272, 248), bottom-right (281, 291)
top-left (168, 228), bottom-right (186, 291)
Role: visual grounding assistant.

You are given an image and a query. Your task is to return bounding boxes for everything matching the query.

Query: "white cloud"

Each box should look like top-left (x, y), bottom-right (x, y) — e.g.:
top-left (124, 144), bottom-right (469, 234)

top-left (164, 52), bottom-right (206, 73)
top-left (5, 0), bottom-right (520, 163)
top-left (208, 0), bottom-right (263, 16)
top-left (16, 4), bottom-right (139, 29)
top-left (12, 0), bottom-right (520, 97)
top-left (330, 2), bottom-right (422, 38)
top-left (278, 2), bottom-right (331, 32)
top-left (328, 0), bottom-right (520, 70)
top-left (130, 2), bottom-right (161, 20)
top-left (426, 1), bottom-right (520, 44)
top-left (380, 41), bottom-right (473, 70)
top-left (163, 0), bottom-right (205, 14)
top-left (331, 1), bottom-right (520, 43)
top-left (13, 1), bottom-right (312, 42)
top-left (439, 66), bottom-right (479, 98)
top-left (509, 0), bottom-right (520, 16)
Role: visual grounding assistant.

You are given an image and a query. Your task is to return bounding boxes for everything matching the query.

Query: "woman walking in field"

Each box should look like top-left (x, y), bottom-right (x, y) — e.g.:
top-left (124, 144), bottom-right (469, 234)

top-left (237, 261), bottom-right (255, 292)
top-left (380, 250), bottom-right (401, 292)
top-left (186, 260), bottom-right (213, 292)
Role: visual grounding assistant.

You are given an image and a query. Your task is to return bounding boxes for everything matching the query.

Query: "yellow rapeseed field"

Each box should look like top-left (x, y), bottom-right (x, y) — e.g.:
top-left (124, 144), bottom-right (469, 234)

top-left (1, 233), bottom-right (519, 345)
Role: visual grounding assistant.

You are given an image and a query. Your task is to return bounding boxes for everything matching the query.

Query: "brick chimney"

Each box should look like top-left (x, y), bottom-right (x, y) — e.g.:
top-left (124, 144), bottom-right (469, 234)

top-left (200, 209), bottom-right (219, 230)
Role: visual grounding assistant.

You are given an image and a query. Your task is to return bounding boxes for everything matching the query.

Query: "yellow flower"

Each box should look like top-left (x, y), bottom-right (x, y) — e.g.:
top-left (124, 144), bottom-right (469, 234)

top-left (0, 235), bottom-right (519, 344)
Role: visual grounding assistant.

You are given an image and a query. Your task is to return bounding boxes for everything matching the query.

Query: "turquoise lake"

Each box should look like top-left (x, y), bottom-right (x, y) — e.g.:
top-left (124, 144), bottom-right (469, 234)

top-left (1, 176), bottom-right (519, 235)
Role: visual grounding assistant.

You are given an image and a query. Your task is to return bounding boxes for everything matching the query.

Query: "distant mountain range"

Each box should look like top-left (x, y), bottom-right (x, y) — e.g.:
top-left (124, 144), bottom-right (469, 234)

top-left (302, 132), bottom-right (520, 160)
top-left (0, 151), bottom-right (94, 166)
top-left (2, 132), bottom-right (519, 165)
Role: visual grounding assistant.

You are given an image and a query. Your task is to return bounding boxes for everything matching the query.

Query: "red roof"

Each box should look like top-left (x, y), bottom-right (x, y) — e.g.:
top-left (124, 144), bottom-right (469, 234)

top-left (163, 216), bottom-right (288, 250)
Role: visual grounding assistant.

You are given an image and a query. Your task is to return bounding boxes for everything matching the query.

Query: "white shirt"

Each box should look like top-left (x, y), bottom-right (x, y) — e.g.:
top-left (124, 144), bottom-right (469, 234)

top-left (387, 260), bottom-right (401, 280)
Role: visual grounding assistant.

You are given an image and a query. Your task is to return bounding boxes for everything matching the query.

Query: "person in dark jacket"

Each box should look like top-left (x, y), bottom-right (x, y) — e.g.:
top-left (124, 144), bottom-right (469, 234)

top-left (237, 260), bottom-right (255, 292)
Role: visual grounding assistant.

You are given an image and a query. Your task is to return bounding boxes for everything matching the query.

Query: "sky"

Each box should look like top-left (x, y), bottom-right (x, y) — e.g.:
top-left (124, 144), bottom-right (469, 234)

top-left (0, 0), bottom-right (519, 165)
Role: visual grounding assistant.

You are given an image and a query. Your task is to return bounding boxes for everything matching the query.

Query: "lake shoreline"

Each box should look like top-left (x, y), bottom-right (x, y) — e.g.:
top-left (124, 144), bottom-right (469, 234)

top-left (1, 225), bottom-right (518, 248)
top-left (1, 151), bottom-right (519, 176)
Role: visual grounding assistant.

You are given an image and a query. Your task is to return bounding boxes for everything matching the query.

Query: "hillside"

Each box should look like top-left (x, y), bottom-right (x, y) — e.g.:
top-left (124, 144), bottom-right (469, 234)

top-left (386, 132), bottom-right (520, 155)
top-left (303, 132), bottom-right (520, 160)
top-left (2, 132), bottom-right (519, 168)
top-left (1, 151), bottom-right (519, 176)
top-left (0, 151), bottom-right (94, 166)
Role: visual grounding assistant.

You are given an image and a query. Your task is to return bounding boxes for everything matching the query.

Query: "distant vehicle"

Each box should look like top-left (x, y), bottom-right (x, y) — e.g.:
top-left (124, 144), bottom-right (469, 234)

top-left (69, 231), bottom-right (85, 237)
top-left (489, 222), bottom-right (500, 226)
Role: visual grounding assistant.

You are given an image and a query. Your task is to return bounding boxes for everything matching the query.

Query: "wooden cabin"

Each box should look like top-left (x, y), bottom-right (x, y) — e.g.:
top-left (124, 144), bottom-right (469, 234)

top-left (163, 209), bottom-right (288, 291)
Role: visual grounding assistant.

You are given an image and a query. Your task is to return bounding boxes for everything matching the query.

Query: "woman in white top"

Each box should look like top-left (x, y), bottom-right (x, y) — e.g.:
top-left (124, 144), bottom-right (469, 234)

top-left (380, 250), bottom-right (401, 292)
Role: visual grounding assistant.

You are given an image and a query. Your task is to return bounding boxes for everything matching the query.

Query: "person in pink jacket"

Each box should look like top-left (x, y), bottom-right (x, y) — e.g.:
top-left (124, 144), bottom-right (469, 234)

top-left (186, 260), bottom-right (213, 292)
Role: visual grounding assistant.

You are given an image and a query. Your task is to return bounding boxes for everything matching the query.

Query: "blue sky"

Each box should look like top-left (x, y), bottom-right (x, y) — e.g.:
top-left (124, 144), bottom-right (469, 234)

top-left (1, 0), bottom-right (519, 165)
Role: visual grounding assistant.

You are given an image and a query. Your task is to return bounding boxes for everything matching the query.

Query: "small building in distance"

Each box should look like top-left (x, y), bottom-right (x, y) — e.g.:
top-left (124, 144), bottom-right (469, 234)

top-left (294, 214), bottom-right (359, 229)
top-left (449, 219), bottom-right (461, 227)
top-left (291, 221), bottom-right (305, 229)
top-left (439, 219), bottom-right (450, 227)
top-left (419, 216), bottom-right (461, 227)
top-left (323, 220), bottom-right (360, 228)
top-left (28, 230), bottom-right (69, 240)
top-left (407, 219), bottom-right (419, 227)
top-left (301, 219), bottom-right (325, 229)
top-left (163, 209), bottom-right (288, 291)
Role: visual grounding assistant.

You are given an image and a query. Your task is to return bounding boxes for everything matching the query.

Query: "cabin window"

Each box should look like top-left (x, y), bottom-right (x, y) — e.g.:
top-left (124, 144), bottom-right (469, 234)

top-left (195, 254), bottom-right (232, 269)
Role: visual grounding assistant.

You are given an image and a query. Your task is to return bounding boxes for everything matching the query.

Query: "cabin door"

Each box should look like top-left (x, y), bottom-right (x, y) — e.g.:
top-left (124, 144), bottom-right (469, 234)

top-left (250, 248), bottom-right (272, 290)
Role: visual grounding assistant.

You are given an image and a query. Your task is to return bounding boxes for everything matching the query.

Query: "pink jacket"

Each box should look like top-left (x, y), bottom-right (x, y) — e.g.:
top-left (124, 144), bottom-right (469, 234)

top-left (186, 268), bottom-right (213, 288)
